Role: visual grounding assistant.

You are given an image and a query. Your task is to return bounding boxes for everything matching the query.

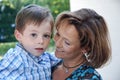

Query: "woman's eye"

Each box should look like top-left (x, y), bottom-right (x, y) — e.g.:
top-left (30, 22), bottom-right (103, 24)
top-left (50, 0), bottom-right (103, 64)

top-left (65, 41), bottom-right (70, 45)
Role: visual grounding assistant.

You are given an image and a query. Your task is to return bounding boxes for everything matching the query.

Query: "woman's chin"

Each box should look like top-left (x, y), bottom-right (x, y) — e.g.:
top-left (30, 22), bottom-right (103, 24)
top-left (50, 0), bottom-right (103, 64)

top-left (55, 51), bottom-right (62, 58)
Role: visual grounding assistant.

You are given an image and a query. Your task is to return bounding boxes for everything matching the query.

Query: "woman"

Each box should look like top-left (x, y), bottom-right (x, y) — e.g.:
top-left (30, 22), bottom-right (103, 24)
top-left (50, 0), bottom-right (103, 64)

top-left (52, 8), bottom-right (111, 80)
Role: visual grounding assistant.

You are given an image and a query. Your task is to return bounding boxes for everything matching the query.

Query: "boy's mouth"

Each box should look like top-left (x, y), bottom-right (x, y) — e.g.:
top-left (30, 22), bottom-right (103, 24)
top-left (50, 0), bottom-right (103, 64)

top-left (35, 48), bottom-right (44, 51)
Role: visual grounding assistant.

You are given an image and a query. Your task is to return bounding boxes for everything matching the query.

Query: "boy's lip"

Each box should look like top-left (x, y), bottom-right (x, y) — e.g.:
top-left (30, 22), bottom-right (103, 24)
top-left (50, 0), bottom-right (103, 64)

top-left (35, 48), bottom-right (44, 50)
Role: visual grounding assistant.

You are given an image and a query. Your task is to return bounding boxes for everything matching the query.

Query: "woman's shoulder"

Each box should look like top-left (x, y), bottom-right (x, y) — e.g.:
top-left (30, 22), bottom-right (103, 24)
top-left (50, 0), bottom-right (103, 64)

top-left (52, 60), bottom-right (62, 72)
top-left (67, 64), bottom-right (103, 80)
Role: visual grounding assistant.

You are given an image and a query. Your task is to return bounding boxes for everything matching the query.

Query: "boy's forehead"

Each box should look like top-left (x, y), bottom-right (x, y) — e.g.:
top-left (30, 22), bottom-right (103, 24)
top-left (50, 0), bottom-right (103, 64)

top-left (25, 20), bottom-right (41, 26)
top-left (23, 18), bottom-right (53, 32)
top-left (25, 20), bottom-right (51, 28)
top-left (26, 17), bottom-right (52, 26)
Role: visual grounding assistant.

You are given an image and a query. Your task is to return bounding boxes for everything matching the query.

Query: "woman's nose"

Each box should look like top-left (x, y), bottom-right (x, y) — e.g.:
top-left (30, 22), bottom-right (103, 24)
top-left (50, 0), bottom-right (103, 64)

top-left (54, 37), bottom-right (62, 47)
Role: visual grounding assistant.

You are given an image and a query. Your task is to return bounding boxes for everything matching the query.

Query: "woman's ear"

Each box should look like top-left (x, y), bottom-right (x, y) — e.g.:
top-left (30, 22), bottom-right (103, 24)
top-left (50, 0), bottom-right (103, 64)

top-left (81, 47), bottom-right (90, 53)
top-left (14, 30), bottom-right (22, 42)
top-left (81, 49), bottom-right (87, 54)
top-left (81, 48), bottom-right (91, 62)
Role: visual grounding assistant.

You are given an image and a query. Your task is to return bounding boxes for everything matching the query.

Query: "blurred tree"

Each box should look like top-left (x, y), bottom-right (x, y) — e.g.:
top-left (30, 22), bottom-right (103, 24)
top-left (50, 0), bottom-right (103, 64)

top-left (0, 0), bottom-right (70, 42)
top-left (0, 0), bottom-right (17, 42)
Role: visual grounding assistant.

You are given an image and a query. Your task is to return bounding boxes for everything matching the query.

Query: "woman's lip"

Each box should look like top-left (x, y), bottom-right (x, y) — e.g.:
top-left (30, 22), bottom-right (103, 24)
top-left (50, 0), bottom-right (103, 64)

top-left (56, 49), bottom-right (64, 52)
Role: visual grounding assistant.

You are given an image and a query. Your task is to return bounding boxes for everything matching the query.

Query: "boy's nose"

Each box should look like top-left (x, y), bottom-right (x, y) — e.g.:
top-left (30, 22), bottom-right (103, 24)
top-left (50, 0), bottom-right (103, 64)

top-left (37, 37), bottom-right (43, 44)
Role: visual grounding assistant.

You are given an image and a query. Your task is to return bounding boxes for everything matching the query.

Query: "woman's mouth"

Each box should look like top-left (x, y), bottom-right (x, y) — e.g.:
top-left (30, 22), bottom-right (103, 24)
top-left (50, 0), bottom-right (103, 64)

top-left (56, 48), bottom-right (64, 53)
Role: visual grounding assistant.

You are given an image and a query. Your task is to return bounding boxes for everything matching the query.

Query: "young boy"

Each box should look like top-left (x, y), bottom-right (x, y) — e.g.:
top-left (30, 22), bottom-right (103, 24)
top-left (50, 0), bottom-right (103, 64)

top-left (0, 4), bottom-right (58, 80)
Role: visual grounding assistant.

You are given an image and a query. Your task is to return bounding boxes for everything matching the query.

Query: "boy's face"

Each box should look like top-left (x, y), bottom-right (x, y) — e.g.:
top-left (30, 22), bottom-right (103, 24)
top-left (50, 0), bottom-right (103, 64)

top-left (15, 20), bottom-right (52, 56)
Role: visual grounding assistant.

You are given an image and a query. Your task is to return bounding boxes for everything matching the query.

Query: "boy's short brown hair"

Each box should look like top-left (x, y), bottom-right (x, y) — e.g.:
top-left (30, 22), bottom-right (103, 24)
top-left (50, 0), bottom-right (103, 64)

top-left (15, 4), bottom-right (54, 33)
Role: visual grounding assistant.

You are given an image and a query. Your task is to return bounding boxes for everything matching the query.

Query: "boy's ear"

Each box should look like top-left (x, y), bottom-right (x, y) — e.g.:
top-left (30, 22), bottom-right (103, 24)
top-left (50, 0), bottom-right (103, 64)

top-left (14, 30), bottom-right (22, 42)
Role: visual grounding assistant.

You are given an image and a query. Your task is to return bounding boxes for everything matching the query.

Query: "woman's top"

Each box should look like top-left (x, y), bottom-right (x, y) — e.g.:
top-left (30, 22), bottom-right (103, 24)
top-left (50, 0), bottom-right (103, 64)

top-left (52, 60), bottom-right (103, 80)
top-left (0, 43), bottom-right (59, 80)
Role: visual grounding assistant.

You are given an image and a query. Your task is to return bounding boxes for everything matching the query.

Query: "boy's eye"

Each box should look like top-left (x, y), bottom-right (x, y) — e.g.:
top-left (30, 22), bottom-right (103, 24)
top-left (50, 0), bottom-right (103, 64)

top-left (56, 32), bottom-right (60, 37)
top-left (31, 33), bottom-right (37, 37)
top-left (43, 34), bottom-right (51, 38)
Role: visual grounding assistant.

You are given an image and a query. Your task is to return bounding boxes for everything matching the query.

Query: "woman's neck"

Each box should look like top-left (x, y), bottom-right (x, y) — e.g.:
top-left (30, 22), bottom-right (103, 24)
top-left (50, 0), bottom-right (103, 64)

top-left (62, 57), bottom-right (84, 67)
top-left (62, 58), bottom-right (85, 73)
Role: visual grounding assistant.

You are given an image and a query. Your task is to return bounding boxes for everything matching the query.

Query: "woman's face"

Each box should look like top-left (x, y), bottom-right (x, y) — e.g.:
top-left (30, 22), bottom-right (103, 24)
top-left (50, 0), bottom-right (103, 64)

top-left (54, 23), bottom-right (82, 61)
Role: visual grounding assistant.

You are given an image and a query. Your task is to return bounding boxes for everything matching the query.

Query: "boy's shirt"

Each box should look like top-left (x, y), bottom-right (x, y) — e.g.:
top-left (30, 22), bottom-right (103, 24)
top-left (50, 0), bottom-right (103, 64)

top-left (0, 43), bottom-right (59, 80)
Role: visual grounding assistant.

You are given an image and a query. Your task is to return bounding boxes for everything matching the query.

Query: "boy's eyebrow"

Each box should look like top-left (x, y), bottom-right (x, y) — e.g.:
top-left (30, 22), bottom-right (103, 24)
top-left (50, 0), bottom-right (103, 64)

top-left (30, 30), bottom-right (37, 32)
top-left (30, 30), bottom-right (51, 34)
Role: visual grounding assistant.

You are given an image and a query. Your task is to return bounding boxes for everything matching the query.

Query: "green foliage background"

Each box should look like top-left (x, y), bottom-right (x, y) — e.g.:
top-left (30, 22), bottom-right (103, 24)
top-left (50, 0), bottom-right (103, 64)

top-left (0, 0), bottom-right (70, 55)
top-left (0, 0), bottom-right (70, 42)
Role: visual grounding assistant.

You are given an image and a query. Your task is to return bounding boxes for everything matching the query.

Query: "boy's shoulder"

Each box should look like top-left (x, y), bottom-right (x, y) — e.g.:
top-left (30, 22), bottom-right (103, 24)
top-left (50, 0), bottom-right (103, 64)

top-left (0, 44), bottom-right (25, 79)
top-left (0, 44), bottom-right (24, 66)
top-left (3, 43), bottom-right (23, 59)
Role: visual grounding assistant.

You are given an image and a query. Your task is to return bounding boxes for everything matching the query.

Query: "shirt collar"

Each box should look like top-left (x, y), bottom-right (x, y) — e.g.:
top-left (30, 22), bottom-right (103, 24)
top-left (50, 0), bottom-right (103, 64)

top-left (16, 42), bottom-right (44, 63)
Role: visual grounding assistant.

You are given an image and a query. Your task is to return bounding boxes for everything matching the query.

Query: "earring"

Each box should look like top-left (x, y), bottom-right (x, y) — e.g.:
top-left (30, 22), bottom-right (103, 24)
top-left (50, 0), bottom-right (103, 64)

top-left (84, 52), bottom-right (91, 62)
